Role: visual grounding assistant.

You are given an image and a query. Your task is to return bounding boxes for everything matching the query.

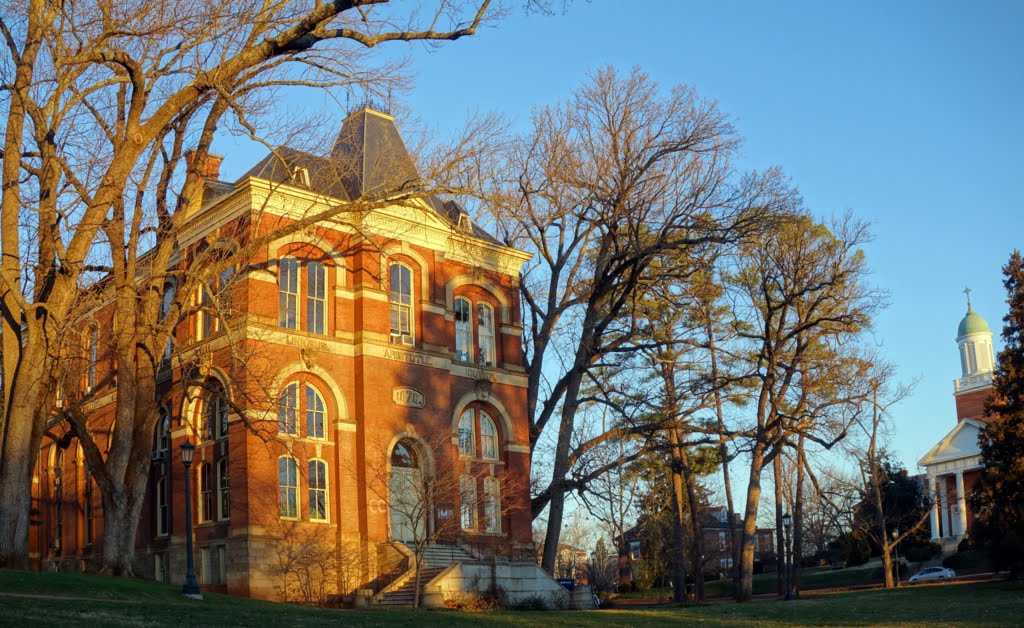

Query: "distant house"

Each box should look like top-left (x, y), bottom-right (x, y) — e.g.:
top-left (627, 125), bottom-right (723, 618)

top-left (616, 507), bottom-right (775, 585)
top-left (701, 507), bottom-right (776, 574)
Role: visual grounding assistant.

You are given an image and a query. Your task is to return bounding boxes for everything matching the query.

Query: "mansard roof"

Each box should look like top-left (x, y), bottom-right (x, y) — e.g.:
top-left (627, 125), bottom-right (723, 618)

top-left (238, 108), bottom-right (500, 246)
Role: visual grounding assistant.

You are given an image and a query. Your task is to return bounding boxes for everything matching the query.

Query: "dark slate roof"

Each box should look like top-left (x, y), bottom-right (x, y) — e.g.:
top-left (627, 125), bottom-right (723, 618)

top-left (236, 108), bottom-right (502, 245)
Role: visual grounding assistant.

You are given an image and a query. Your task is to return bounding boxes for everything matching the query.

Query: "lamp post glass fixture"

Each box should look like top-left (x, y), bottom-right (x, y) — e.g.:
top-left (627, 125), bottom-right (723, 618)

top-left (180, 440), bottom-right (202, 599)
top-left (782, 512), bottom-right (794, 601)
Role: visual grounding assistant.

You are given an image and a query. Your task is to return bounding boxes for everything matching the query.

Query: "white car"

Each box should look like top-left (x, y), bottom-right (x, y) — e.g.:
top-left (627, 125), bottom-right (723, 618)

top-left (908, 567), bottom-right (956, 582)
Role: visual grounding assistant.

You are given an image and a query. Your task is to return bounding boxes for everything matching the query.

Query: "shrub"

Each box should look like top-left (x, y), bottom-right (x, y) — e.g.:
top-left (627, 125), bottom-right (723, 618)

top-left (958, 537), bottom-right (974, 553)
top-left (508, 595), bottom-right (549, 611)
top-left (830, 532), bottom-right (870, 567)
top-left (905, 542), bottom-right (942, 563)
top-left (443, 592), bottom-right (503, 612)
top-left (943, 550), bottom-right (988, 571)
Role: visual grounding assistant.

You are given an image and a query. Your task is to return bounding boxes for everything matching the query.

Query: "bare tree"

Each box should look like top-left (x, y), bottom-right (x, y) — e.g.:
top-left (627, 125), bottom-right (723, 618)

top-left (727, 212), bottom-right (882, 602)
top-left (0, 0), bottom-right (501, 570)
top-left (488, 65), bottom-right (786, 573)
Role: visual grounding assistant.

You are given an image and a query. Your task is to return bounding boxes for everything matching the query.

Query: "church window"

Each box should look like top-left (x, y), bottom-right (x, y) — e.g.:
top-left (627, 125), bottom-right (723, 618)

top-left (306, 384), bottom-right (326, 439)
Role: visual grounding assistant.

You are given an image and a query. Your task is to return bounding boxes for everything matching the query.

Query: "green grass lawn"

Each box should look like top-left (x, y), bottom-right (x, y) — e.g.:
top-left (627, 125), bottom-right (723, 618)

top-left (703, 564), bottom-right (883, 597)
top-left (1, 569), bottom-right (1021, 627)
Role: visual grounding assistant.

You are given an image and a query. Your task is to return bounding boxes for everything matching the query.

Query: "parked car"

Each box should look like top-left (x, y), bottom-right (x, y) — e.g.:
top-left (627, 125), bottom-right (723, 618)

top-left (908, 567), bottom-right (956, 583)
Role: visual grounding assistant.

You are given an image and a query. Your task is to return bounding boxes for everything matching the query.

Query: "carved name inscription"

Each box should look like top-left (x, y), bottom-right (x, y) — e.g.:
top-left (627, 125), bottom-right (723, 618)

top-left (392, 387), bottom-right (426, 408)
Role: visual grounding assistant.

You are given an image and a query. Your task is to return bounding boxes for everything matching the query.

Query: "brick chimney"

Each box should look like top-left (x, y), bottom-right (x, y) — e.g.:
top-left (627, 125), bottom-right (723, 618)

top-left (184, 150), bottom-right (223, 180)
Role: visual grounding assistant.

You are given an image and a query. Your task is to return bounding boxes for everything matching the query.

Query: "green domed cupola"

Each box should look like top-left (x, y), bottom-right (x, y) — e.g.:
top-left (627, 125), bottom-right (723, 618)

top-left (957, 302), bottom-right (991, 339)
top-left (955, 288), bottom-right (995, 379)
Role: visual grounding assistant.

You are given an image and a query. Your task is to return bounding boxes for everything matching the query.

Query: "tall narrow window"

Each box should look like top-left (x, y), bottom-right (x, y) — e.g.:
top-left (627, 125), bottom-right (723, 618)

top-left (389, 263), bottom-right (413, 344)
top-left (156, 477), bottom-right (169, 536)
top-left (480, 413), bottom-right (498, 460)
top-left (460, 475), bottom-right (477, 530)
top-left (477, 303), bottom-right (495, 366)
top-left (154, 408), bottom-right (170, 454)
top-left (279, 257), bottom-right (299, 329)
top-left (458, 410), bottom-right (475, 457)
top-left (454, 298), bottom-right (472, 362)
top-left (199, 282), bottom-right (215, 340)
top-left (966, 342), bottom-right (978, 373)
top-left (309, 459), bottom-right (328, 521)
top-left (278, 457), bottom-right (298, 518)
top-left (484, 476), bottom-right (501, 533)
top-left (205, 390), bottom-right (228, 441)
top-left (216, 457), bottom-right (230, 520)
top-left (87, 324), bottom-right (98, 391)
top-left (306, 384), bottom-right (326, 440)
top-left (278, 383), bottom-right (298, 435)
top-left (199, 463), bottom-right (213, 523)
top-left (159, 284), bottom-right (175, 322)
top-left (306, 261), bottom-right (326, 334)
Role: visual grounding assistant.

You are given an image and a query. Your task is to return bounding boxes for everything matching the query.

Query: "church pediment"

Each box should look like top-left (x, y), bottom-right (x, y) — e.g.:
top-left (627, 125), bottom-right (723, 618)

top-left (918, 419), bottom-right (985, 467)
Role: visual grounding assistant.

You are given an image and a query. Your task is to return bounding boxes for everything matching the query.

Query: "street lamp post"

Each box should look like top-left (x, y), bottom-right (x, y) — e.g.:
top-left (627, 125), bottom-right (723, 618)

top-left (892, 528), bottom-right (900, 587)
top-left (180, 440), bottom-right (202, 599)
top-left (782, 513), bottom-right (794, 601)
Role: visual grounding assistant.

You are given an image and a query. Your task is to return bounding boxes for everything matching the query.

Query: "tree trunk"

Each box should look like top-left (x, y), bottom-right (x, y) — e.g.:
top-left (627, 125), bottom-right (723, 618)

top-left (681, 447), bottom-right (705, 601)
top-left (737, 441), bottom-right (766, 602)
top-left (793, 437), bottom-right (806, 596)
top-left (773, 452), bottom-right (786, 597)
top-left (668, 444), bottom-right (687, 603)
top-left (706, 319), bottom-right (739, 586)
top-left (0, 355), bottom-right (49, 567)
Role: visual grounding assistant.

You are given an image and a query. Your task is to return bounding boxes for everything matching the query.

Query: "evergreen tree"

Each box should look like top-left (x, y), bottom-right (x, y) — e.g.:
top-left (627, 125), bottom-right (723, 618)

top-left (971, 250), bottom-right (1024, 577)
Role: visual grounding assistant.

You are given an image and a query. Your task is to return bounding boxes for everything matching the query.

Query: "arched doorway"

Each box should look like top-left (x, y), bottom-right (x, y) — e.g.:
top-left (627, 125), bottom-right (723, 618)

top-left (389, 440), bottom-right (426, 543)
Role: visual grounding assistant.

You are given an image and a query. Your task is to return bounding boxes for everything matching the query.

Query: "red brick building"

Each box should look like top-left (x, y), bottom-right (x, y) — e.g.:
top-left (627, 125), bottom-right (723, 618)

top-left (32, 108), bottom-right (534, 600)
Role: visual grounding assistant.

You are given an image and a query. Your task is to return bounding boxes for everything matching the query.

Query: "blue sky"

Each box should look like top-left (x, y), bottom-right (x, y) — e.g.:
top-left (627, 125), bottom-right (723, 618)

top-left (393, 0), bottom-right (1024, 473)
top-left (219, 1), bottom-right (1023, 474)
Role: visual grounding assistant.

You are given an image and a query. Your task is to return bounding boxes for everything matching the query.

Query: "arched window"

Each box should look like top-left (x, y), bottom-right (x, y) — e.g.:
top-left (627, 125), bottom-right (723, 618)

top-left (199, 463), bottom-right (213, 523)
top-left (306, 384), bottom-right (326, 439)
top-left (484, 476), bottom-right (501, 533)
top-left (480, 413), bottom-right (498, 460)
top-left (460, 475), bottom-right (477, 530)
top-left (87, 324), bottom-right (98, 392)
top-left (216, 457), bottom-right (230, 521)
top-left (309, 459), bottom-right (328, 521)
top-left (279, 257), bottom-right (299, 329)
top-left (477, 303), bottom-right (495, 366)
top-left (454, 297), bottom-right (472, 362)
top-left (204, 387), bottom-right (229, 441)
top-left (389, 263), bottom-right (413, 345)
top-left (153, 407), bottom-right (170, 454)
top-left (306, 261), bottom-right (326, 334)
top-left (278, 383), bottom-right (298, 436)
top-left (458, 410), bottom-right (475, 457)
top-left (391, 441), bottom-right (418, 468)
top-left (278, 457), bottom-right (298, 518)
top-left (159, 284), bottom-right (175, 322)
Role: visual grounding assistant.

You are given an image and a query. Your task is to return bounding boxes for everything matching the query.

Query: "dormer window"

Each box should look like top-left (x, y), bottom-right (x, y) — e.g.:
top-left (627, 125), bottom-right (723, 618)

top-left (293, 167), bottom-right (310, 187)
top-left (458, 214), bottom-right (472, 232)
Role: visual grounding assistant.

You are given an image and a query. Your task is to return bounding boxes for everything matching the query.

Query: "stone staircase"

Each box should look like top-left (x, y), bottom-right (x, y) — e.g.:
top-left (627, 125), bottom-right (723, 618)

top-left (376, 544), bottom-right (477, 607)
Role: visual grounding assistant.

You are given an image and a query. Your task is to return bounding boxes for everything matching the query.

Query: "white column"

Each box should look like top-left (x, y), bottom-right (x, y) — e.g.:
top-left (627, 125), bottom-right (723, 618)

top-left (955, 471), bottom-right (968, 536)
top-left (929, 474), bottom-right (941, 540)
top-left (938, 476), bottom-right (949, 538)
